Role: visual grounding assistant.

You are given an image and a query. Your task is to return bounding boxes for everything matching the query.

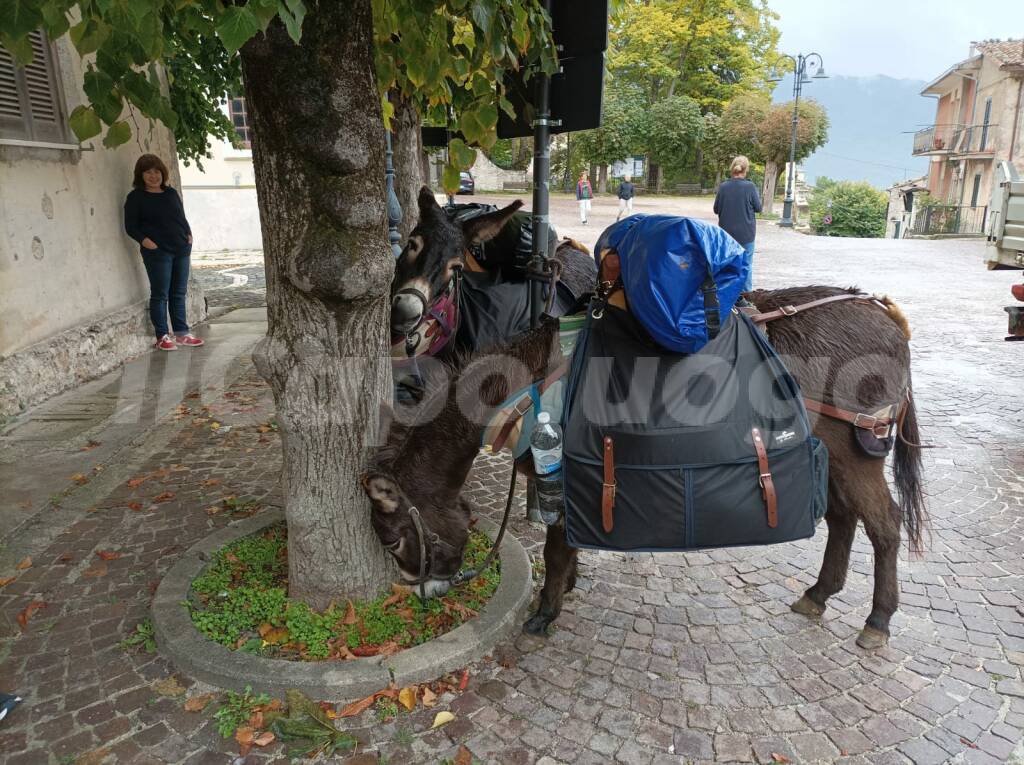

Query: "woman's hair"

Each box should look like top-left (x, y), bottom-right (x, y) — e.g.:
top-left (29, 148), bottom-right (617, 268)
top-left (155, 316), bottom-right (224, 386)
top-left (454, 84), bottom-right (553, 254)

top-left (730, 155), bottom-right (750, 177)
top-left (133, 154), bottom-right (169, 189)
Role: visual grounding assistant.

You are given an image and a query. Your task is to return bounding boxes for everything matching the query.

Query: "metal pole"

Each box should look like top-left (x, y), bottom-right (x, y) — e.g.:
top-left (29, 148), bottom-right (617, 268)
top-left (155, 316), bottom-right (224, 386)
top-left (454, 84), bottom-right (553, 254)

top-left (780, 55), bottom-right (801, 228)
top-left (529, 0), bottom-right (554, 328)
top-left (385, 126), bottom-right (403, 258)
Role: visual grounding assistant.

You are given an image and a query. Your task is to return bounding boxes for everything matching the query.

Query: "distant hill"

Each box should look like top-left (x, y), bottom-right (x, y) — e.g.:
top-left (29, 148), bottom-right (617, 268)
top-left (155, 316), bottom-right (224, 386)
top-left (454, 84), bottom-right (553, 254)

top-left (771, 74), bottom-right (934, 189)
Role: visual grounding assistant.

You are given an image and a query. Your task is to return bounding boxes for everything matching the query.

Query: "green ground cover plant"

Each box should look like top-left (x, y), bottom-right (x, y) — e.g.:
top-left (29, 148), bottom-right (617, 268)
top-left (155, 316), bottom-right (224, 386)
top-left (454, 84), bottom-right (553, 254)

top-left (188, 523), bottom-right (500, 660)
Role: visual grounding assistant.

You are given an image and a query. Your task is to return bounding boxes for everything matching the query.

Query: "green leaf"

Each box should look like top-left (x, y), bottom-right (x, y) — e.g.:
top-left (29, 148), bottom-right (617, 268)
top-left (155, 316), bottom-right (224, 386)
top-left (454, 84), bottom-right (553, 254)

top-left (120, 70), bottom-right (158, 110)
top-left (40, 1), bottom-right (70, 40)
top-left (448, 137), bottom-right (475, 168)
top-left (470, 0), bottom-right (493, 35)
top-left (0, 0), bottom-right (43, 42)
top-left (248, 0), bottom-right (278, 31)
top-left (69, 17), bottom-right (110, 56)
top-left (134, 9), bottom-right (163, 59)
top-left (216, 6), bottom-right (261, 54)
top-left (442, 163), bottom-right (461, 194)
top-left (0, 33), bottom-right (34, 66)
top-left (102, 120), bottom-right (132, 148)
top-left (84, 67), bottom-right (124, 125)
top-left (278, 0), bottom-right (306, 44)
top-left (68, 105), bottom-right (102, 141)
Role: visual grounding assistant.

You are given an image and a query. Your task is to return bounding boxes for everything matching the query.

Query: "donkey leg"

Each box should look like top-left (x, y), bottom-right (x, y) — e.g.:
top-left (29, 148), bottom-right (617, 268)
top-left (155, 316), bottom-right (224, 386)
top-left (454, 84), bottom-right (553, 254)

top-left (523, 524), bottom-right (577, 635)
top-left (856, 496), bottom-right (902, 650)
top-left (792, 504), bottom-right (858, 617)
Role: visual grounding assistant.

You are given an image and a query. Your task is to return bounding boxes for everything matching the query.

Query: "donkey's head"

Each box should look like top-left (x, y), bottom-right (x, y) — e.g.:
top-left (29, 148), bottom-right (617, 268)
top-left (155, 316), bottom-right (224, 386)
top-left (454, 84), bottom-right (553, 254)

top-left (391, 187), bottom-right (523, 336)
top-left (361, 470), bottom-right (471, 598)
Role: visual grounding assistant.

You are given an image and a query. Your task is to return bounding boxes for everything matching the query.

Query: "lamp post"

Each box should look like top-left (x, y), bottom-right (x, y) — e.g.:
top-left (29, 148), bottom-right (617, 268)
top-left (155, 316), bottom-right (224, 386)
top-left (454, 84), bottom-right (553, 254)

top-left (768, 53), bottom-right (827, 227)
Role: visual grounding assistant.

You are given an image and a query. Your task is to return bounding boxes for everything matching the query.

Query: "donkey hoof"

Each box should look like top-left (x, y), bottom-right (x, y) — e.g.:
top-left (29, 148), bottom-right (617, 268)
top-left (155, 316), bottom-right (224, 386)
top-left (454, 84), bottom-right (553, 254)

top-left (790, 594), bottom-right (826, 618)
top-left (522, 612), bottom-right (551, 637)
top-left (856, 626), bottom-right (889, 650)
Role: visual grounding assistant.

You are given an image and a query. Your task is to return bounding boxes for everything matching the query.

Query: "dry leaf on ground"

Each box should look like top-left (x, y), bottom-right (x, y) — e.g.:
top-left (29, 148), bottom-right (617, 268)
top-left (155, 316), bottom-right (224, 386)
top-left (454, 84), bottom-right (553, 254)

top-left (201, 478), bottom-right (221, 487)
top-left (16, 600), bottom-right (46, 630)
top-left (454, 744), bottom-right (473, 765)
top-left (398, 686), bottom-right (417, 712)
top-left (82, 562), bottom-right (107, 578)
top-left (421, 687), bottom-right (438, 707)
top-left (127, 502), bottom-right (144, 511)
top-left (771, 754), bottom-right (791, 763)
top-left (16, 557), bottom-right (32, 570)
top-left (342, 599), bottom-right (358, 625)
top-left (253, 731), bottom-right (275, 747)
top-left (96, 550), bottom-right (121, 561)
top-left (153, 676), bottom-right (187, 697)
top-left (0, 576), bottom-right (17, 587)
top-left (431, 711), bottom-right (455, 729)
top-left (71, 473), bottom-right (89, 484)
top-left (74, 747), bottom-right (110, 765)
top-left (458, 669), bottom-right (470, 691)
top-left (338, 688), bottom-right (398, 718)
top-left (183, 693), bottom-right (215, 712)
top-left (153, 491), bottom-right (176, 503)
top-left (235, 726), bottom-right (254, 756)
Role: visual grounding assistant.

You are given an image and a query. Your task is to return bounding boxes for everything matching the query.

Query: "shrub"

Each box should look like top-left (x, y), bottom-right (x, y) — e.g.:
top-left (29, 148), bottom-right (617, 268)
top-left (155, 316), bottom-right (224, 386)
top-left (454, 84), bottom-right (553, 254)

top-left (810, 180), bottom-right (888, 238)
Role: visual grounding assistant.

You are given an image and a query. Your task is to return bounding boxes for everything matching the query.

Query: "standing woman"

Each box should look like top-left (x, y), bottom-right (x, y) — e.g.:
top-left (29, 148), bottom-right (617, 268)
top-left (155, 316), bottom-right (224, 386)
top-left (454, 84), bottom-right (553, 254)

top-left (124, 154), bottom-right (203, 351)
top-left (575, 170), bottom-right (593, 225)
top-left (713, 155), bottom-right (762, 292)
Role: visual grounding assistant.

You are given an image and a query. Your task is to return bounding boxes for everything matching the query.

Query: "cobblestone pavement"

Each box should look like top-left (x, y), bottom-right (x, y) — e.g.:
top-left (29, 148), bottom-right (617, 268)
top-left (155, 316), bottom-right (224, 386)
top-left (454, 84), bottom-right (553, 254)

top-left (2, 208), bottom-right (1024, 764)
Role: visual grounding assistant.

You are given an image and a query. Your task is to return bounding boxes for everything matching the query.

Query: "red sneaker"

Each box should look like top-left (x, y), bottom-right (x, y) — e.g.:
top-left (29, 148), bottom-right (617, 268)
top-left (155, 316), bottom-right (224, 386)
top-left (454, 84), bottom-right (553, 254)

top-left (156, 335), bottom-right (177, 351)
top-left (174, 334), bottom-right (205, 347)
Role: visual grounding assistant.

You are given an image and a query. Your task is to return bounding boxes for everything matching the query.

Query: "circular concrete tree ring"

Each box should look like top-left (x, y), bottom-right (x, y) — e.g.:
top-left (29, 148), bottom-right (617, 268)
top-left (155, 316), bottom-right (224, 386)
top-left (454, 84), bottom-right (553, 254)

top-left (151, 510), bottom-right (534, 701)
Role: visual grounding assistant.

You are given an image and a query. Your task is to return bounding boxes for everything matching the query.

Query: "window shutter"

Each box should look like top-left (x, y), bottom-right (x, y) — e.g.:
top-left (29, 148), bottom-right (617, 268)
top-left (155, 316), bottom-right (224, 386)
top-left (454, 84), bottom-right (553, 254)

top-left (0, 30), bottom-right (68, 143)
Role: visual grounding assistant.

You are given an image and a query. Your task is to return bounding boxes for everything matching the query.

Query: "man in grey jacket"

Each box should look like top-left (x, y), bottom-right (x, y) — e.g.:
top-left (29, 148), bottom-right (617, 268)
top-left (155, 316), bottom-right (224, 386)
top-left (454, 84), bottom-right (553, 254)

top-left (713, 155), bottom-right (762, 291)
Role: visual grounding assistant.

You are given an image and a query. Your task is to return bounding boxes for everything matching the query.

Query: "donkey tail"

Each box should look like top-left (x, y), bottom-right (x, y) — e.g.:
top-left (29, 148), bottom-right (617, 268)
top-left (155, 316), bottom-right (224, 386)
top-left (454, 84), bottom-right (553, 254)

top-left (894, 385), bottom-right (928, 554)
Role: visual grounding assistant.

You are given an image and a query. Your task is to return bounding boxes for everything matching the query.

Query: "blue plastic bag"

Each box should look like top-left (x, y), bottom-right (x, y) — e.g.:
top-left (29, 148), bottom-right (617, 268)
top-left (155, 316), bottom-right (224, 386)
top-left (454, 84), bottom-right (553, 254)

top-left (594, 215), bottom-right (749, 353)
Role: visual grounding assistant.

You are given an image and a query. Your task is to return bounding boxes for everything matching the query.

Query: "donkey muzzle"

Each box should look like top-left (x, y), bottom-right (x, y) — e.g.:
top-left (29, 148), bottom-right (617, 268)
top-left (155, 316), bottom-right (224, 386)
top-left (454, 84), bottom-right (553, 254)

top-left (391, 293), bottom-right (425, 335)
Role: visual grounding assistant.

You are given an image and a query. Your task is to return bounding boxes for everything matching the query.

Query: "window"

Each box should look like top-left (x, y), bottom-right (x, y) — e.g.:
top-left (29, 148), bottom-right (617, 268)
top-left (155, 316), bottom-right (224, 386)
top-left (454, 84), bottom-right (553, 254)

top-left (970, 173), bottom-right (982, 208)
top-left (228, 96), bottom-right (252, 149)
top-left (0, 30), bottom-right (69, 143)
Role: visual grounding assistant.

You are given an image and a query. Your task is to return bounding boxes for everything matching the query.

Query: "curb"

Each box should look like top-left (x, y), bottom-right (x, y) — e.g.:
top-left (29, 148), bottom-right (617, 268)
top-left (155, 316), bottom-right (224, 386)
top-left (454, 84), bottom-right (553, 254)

top-left (152, 510), bottom-right (534, 701)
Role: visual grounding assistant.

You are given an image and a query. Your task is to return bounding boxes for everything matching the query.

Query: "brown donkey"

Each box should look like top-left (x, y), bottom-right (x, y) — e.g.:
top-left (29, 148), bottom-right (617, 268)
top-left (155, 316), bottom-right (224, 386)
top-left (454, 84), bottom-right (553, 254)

top-left (364, 283), bottom-right (926, 650)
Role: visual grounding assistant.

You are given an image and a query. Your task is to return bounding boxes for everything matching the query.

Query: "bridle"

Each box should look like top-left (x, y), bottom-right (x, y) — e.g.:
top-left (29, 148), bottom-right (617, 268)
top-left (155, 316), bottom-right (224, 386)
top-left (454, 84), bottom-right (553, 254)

top-left (391, 264), bottom-right (464, 360)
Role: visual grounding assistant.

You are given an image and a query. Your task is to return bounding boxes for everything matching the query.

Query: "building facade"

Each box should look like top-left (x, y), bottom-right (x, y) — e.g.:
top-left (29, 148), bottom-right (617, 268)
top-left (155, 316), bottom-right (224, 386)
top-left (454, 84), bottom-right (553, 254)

top-left (912, 40), bottom-right (1024, 234)
top-left (0, 33), bottom-right (203, 419)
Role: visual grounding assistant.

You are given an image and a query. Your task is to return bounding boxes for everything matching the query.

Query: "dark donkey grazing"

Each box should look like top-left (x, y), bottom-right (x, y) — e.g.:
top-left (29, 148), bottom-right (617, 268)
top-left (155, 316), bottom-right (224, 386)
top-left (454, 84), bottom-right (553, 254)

top-left (369, 240), bottom-right (926, 652)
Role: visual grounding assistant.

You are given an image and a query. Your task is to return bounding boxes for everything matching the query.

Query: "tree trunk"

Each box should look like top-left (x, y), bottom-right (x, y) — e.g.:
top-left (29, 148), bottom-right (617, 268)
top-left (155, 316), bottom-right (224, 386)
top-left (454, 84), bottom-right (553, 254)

top-left (588, 163), bottom-right (598, 187)
top-left (240, 2), bottom-right (396, 608)
top-left (391, 94), bottom-right (424, 240)
top-left (598, 164), bottom-right (608, 193)
top-left (694, 147), bottom-right (704, 186)
top-left (651, 163), bottom-right (663, 193)
top-left (562, 134), bottom-right (573, 193)
top-left (762, 159), bottom-right (780, 215)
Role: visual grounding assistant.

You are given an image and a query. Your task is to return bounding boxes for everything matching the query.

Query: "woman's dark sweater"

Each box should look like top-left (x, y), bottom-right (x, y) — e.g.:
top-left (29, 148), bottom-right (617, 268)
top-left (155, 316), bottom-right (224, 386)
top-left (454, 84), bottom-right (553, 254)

top-left (124, 187), bottom-right (192, 254)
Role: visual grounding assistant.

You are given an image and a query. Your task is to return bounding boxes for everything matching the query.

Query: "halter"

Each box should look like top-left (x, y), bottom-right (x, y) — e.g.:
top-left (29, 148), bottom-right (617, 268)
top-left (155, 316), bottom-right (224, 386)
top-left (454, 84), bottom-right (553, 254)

top-left (391, 265), bottom-right (463, 359)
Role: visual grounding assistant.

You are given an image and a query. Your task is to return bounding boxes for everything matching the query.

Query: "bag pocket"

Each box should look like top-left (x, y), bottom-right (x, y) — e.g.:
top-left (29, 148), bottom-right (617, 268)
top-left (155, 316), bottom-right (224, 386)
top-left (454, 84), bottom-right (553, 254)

top-left (564, 458), bottom-right (686, 551)
top-left (688, 442), bottom-right (816, 549)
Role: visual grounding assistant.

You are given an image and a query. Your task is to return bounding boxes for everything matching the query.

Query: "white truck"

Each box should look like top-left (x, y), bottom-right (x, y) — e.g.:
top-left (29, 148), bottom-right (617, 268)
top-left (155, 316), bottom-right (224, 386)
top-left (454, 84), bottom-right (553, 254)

top-left (986, 161), bottom-right (1024, 338)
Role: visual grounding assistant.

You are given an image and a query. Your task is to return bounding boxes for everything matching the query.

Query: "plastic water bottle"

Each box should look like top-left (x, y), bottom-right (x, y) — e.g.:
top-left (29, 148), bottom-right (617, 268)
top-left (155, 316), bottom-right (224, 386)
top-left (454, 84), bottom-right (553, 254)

top-left (530, 412), bottom-right (564, 525)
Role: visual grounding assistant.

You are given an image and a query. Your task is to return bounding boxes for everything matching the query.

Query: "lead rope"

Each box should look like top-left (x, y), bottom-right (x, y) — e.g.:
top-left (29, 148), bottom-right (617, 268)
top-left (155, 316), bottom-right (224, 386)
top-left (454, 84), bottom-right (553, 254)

top-left (450, 464), bottom-right (517, 586)
top-left (408, 506), bottom-right (429, 602)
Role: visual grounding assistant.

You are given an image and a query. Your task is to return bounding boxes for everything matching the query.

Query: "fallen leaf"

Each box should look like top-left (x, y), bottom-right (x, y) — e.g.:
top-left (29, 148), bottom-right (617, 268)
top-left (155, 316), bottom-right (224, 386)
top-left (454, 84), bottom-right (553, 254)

top-left (258, 622), bottom-right (273, 638)
top-left (249, 710), bottom-right (264, 730)
top-left (201, 478), bottom-right (221, 487)
top-left (458, 669), bottom-right (470, 691)
top-left (126, 475), bottom-right (151, 489)
top-left (337, 688), bottom-right (398, 718)
top-left (153, 491), bottom-right (176, 503)
top-left (205, 505), bottom-right (222, 515)
top-left (74, 747), bottom-right (111, 765)
top-left (96, 550), bottom-right (121, 561)
top-left (960, 738), bottom-right (979, 749)
top-left (57, 552), bottom-right (73, 563)
top-left (318, 700), bottom-right (338, 719)
top-left (398, 686), bottom-right (417, 712)
top-left (210, 422), bottom-right (221, 430)
top-left (17, 600), bottom-right (46, 630)
top-left (82, 562), bottom-right (108, 578)
top-left (0, 576), bottom-right (17, 587)
top-left (431, 711), bottom-right (455, 729)
top-left (342, 599), bottom-right (358, 625)
top-left (81, 439), bottom-right (102, 451)
top-left (263, 627), bottom-right (289, 645)
top-left (16, 557), bottom-right (32, 570)
top-left (349, 645), bottom-right (381, 657)
top-left (127, 501), bottom-right (144, 511)
top-left (70, 473), bottom-right (89, 484)
top-left (771, 754), bottom-right (791, 763)
top-left (152, 676), bottom-right (187, 697)
top-left (419, 684), bottom-right (436, 708)
top-left (184, 693), bottom-right (215, 712)
top-left (235, 726), bottom-right (254, 757)
top-left (253, 731), bottom-right (275, 747)
top-left (454, 744), bottom-right (473, 765)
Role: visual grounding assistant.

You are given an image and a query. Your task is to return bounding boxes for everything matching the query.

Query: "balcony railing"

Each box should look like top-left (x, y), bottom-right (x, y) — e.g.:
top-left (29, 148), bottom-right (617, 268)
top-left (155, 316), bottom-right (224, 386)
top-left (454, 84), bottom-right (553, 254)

top-left (912, 204), bottom-right (988, 236)
top-left (912, 124), bottom-right (1000, 156)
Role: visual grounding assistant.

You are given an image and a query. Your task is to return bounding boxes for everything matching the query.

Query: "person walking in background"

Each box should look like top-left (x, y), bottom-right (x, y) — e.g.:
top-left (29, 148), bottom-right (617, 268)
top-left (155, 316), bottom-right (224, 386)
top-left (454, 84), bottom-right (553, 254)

top-left (576, 170), bottom-right (593, 224)
top-left (713, 155), bottom-right (762, 291)
top-left (124, 154), bottom-right (204, 351)
top-left (616, 175), bottom-right (636, 221)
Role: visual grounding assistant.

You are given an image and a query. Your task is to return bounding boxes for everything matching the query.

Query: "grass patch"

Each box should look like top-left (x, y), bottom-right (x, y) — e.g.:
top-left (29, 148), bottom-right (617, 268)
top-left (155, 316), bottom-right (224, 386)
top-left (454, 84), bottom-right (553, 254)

top-left (188, 522), bottom-right (500, 661)
top-left (121, 619), bottom-right (157, 653)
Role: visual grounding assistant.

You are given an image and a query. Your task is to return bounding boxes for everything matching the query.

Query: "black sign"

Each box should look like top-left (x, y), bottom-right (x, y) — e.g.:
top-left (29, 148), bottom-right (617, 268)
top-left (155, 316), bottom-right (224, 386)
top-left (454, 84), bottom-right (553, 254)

top-left (551, 0), bottom-right (609, 57)
top-left (496, 52), bottom-right (605, 138)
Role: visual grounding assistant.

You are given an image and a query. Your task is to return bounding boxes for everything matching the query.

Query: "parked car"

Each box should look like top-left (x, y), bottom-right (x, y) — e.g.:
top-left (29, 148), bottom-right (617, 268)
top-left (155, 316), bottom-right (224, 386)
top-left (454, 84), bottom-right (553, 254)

top-left (458, 171), bottom-right (475, 195)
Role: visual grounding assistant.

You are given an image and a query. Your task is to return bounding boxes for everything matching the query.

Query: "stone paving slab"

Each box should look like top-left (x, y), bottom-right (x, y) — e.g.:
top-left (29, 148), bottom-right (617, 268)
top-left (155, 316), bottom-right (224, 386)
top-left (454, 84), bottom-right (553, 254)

top-left (2, 222), bottom-right (1024, 764)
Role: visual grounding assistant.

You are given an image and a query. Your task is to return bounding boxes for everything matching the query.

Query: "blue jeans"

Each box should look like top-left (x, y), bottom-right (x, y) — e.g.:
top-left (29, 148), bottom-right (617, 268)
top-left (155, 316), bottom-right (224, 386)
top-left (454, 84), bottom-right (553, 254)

top-left (141, 249), bottom-right (190, 339)
top-left (741, 241), bottom-right (755, 292)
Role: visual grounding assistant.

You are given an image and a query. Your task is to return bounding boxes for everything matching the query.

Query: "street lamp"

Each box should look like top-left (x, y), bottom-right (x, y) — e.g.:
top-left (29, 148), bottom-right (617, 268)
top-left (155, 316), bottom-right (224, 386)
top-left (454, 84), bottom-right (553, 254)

top-left (767, 53), bottom-right (827, 227)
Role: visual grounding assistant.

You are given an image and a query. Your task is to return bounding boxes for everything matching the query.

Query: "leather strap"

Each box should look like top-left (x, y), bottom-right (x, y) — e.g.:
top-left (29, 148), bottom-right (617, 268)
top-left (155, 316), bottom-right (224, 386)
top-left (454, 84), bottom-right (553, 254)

top-left (488, 363), bottom-right (569, 454)
top-left (751, 428), bottom-right (778, 528)
top-left (749, 293), bottom-right (883, 324)
top-left (803, 397), bottom-right (898, 439)
top-left (602, 436), bottom-right (616, 533)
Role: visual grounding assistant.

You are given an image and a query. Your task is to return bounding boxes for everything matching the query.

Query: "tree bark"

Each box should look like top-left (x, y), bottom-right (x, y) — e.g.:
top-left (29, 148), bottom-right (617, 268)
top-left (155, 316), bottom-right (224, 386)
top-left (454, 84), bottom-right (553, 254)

top-left (598, 164), bottom-right (608, 193)
top-left (762, 159), bottom-right (780, 215)
top-left (562, 134), bottom-right (573, 193)
top-left (391, 94), bottom-right (424, 240)
top-left (240, 2), bottom-right (396, 608)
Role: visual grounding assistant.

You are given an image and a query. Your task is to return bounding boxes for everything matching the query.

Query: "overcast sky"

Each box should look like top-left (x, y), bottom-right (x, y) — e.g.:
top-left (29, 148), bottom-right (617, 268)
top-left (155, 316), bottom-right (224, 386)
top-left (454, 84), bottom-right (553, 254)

top-left (768, 0), bottom-right (1024, 81)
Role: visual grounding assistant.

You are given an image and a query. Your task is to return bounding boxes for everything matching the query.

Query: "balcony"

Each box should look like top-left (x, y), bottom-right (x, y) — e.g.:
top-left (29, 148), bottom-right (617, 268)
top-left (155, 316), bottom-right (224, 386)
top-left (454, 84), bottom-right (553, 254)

top-left (913, 124), bottom-right (1000, 157)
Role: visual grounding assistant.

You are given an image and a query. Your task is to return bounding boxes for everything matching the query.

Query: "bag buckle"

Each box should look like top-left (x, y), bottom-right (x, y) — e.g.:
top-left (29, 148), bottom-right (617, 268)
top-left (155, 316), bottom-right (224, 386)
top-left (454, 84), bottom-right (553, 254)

top-left (781, 305), bottom-right (798, 316)
top-left (853, 413), bottom-right (878, 430)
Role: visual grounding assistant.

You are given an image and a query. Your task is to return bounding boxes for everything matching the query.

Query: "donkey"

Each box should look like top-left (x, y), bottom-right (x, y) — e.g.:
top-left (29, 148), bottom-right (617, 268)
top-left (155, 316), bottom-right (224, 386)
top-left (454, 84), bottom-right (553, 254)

top-left (390, 187), bottom-right (596, 363)
top-left (367, 256), bottom-right (926, 653)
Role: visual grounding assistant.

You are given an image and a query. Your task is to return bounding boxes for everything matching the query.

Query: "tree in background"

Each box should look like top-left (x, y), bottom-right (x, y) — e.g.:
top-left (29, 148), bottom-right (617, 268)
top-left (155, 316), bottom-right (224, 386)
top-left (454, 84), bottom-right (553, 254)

top-left (645, 95), bottom-right (705, 187)
top-left (756, 99), bottom-right (829, 214)
top-left (2, 0), bottom-right (556, 606)
top-left (572, 87), bottom-right (649, 192)
top-left (810, 180), bottom-right (888, 238)
top-left (486, 137), bottom-right (533, 171)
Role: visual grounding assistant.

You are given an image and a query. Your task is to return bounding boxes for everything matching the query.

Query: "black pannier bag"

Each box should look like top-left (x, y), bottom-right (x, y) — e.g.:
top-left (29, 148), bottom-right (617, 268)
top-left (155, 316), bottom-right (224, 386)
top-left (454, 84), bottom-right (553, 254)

top-left (561, 304), bottom-right (828, 552)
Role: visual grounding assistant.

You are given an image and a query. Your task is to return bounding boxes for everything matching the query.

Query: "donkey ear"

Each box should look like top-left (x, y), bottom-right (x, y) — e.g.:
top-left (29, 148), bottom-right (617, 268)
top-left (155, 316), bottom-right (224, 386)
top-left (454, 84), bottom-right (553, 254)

top-left (361, 473), bottom-right (400, 513)
top-left (417, 186), bottom-right (443, 219)
top-left (462, 199), bottom-right (524, 245)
